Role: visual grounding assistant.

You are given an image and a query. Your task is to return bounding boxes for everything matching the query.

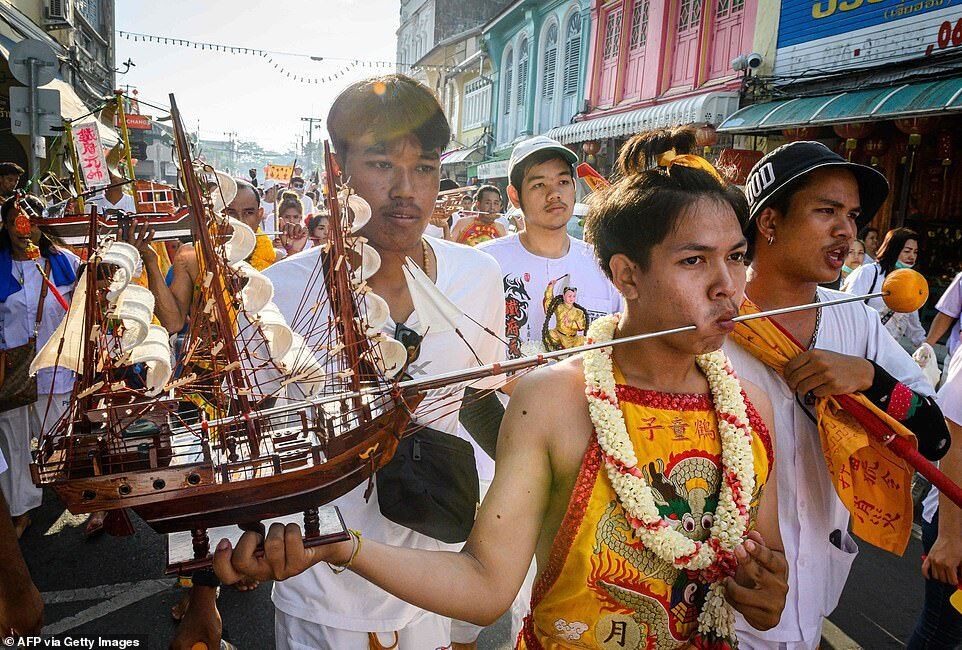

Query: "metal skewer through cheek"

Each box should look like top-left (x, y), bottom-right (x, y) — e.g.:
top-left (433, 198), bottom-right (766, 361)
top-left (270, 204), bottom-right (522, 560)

top-left (197, 288), bottom-right (891, 430)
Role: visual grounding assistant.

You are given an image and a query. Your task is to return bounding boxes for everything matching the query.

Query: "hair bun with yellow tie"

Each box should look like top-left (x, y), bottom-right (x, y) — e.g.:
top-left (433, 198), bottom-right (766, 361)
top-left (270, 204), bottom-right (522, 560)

top-left (615, 126), bottom-right (724, 184)
top-left (584, 126), bottom-right (750, 281)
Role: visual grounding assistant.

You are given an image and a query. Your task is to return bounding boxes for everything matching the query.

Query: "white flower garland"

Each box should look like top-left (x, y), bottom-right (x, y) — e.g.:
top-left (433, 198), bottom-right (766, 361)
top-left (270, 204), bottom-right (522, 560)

top-left (583, 314), bottom-right (756, 646)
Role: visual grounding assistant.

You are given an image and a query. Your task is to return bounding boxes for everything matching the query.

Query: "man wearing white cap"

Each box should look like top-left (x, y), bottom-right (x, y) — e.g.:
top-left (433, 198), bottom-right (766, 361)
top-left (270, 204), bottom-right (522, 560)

top-left (479, 136), bottom-right (621, 361)
top-left (477, 136), bottom-right (621, 639)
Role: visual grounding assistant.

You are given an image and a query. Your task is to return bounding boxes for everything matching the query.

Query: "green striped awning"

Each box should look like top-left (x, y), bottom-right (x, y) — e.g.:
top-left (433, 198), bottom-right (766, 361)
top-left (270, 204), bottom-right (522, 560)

top-left (718, 76), bottom-right (962, 134)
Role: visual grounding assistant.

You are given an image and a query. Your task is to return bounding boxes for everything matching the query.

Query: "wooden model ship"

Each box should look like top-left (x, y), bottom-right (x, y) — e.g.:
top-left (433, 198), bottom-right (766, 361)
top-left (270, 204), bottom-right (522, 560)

top-left (28, 95), bottom-right (442, 569)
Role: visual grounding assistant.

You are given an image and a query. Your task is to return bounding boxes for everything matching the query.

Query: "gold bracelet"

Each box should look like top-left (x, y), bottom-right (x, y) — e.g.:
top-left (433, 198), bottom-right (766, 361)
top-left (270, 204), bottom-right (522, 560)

top-left (346, 529), bottom-right (363, 569)
top-left (327, 529), bottom-right (362, 575)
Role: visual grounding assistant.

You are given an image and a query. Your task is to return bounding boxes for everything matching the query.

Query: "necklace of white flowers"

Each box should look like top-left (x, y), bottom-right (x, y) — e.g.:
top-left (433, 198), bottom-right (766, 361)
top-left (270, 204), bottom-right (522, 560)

top-left (583, 313), bottom-right (756, 645)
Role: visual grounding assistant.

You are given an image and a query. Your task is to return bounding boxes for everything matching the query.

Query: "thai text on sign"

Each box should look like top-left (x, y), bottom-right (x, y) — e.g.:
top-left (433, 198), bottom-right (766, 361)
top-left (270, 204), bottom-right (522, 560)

top-left (265, 164), bottom-right (294, 181)
top-left (72, 121), bottom-right (110, 189)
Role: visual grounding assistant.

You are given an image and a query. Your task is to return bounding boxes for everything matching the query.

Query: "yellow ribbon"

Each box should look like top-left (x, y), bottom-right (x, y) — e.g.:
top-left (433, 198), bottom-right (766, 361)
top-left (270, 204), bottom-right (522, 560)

top-left (656, 148), bottom-right (678, 166)
top-left (657, 149), bottom-right (724, 184)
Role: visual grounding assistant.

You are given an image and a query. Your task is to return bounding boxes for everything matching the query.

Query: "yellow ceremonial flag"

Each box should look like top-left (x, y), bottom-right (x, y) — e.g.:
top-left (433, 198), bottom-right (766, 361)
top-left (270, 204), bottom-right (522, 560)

top-left (265, 164), bottom-right (295, 182)
top-left (732, 299), bottom-right (916, 555)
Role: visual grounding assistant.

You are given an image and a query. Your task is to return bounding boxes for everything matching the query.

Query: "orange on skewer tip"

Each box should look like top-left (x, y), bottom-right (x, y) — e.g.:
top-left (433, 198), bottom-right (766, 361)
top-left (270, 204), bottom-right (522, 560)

top-left (881, 268), bottom-right (929, 313)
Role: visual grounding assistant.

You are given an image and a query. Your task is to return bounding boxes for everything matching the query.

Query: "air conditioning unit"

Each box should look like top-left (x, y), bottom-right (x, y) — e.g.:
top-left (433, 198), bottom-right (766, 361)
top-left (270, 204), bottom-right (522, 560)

top-left (43, 0), bottom-right (74, 29)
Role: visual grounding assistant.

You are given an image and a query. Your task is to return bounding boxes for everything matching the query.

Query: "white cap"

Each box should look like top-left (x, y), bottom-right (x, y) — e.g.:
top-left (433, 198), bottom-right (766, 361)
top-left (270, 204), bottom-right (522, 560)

top-left (507, 135), bottom-right (578, 187)
top-left (263, 179), bottom-right (278, 190)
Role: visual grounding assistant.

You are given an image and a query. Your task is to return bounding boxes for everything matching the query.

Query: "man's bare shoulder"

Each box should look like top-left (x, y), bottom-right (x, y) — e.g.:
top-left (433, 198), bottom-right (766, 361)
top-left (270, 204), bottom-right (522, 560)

top-left (501, 355), bottom-right (593, 479)
top-left (173, 244), bottom-right (198, 273)
top-left (173, 243), bottom-right (196, 263)
top-left (513, 355), bottom-right (585, 402)
top-left (508, 356), bottom-right (589, 432)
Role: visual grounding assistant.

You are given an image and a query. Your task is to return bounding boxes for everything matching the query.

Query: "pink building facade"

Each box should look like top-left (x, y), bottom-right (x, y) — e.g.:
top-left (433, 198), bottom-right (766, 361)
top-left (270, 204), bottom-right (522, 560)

top-left (548, 0), bottom-right (760, 175)
top-left (589, 0), bottom-right (757, 110)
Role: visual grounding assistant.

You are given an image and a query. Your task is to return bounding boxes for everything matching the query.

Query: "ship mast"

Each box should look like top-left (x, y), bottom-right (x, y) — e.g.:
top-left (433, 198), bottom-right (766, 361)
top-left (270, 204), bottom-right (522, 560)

top-left (168, 94), bottom-right (259, 455)
top-left (320, 142), bottom-right (378, 419)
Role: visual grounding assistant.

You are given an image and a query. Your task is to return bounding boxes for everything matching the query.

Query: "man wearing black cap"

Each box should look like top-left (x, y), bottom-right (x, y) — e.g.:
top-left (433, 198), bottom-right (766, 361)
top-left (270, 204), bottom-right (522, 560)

top-left (725, 141), bottom-right (951, 649)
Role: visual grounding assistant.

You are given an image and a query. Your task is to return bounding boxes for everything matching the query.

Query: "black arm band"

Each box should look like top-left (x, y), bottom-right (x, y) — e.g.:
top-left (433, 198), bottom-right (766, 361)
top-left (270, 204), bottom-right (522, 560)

top-left (459, 387), bottom-right (505, 460)
top-left (862, 362), bottom-right (899, 405)
top-left (862, 362), bottom-right (951, 461)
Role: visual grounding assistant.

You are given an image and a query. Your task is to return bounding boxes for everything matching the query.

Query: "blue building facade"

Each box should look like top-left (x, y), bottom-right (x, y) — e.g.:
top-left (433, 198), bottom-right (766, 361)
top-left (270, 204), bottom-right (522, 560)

top-left (479, 0), bottom-right (591, 175)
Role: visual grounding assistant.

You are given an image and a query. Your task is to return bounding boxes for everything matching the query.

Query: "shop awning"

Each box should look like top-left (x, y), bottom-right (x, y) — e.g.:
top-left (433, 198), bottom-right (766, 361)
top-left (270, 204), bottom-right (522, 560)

top-left (476, 151), bottom-right (511, 180)
top-left (546, 91), bottom-right (741, 144)
top-left (718, 77), bottom-right (962, 134)
top-left (47, 78), bottom-right (120, 146)
top-left (440, 146), bottom-right (483, 165)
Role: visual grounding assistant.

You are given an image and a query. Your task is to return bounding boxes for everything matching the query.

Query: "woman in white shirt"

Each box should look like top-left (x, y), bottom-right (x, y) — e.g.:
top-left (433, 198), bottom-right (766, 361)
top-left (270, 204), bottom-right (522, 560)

top-left (843, 227), bottom-right (926, 348)
top-left (273, 191), bottom-right (312, 260)
top-left (0, 195), bottom-right (79, 538)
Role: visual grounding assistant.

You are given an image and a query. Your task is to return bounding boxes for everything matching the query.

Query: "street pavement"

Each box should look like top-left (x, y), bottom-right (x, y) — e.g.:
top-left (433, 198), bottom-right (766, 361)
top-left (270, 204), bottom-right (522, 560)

top-left (21, 486), bottom-right (935, 649)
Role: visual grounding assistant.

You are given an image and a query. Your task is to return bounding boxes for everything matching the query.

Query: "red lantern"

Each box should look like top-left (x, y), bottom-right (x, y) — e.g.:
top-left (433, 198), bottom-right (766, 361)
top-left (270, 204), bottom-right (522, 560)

top-left (894, 117), bottom-right (941, 135)
top-left (833, 122), bottom-right (875, 140)
top-left (695, 124), bottom-right (719, 148)
top-left (782, 127), bottom-right (823, 141)
top-left (582, 141), bottom-right (601, 157)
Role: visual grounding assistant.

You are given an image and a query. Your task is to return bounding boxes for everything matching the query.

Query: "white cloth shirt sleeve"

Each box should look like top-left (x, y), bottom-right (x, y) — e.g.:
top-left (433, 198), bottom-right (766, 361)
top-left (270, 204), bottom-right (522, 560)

top-left (865, 303), bottom-right (935, 397)
top-left (936, 272), bottom-right (962, 318)
top-left (938, 349), bottom-right (962, 425)
top-left (841, 262), bottom-right (885, 311)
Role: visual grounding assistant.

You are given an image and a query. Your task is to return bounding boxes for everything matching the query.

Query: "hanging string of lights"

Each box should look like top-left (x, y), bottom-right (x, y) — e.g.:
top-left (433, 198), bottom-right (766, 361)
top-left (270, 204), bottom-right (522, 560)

top-left (116, 30), bottom-right (462, 85)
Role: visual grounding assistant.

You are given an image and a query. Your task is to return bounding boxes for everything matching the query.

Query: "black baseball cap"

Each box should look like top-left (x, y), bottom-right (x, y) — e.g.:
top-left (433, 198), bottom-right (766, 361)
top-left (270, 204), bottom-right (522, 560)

top-left (744, 141), bottom-right (889, 230)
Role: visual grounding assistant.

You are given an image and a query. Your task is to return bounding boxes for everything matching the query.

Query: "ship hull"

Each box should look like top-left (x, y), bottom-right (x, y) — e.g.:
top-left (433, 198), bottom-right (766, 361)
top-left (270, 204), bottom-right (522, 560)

top-left (43, 392), bottom-right (423, 535)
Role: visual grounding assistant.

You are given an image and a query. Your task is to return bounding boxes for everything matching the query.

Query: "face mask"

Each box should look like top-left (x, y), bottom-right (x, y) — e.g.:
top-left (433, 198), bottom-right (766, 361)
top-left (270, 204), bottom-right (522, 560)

top-left (895, 261), bottom-right (914, 269)
top-left (842, 265), bottom-right (854, 274)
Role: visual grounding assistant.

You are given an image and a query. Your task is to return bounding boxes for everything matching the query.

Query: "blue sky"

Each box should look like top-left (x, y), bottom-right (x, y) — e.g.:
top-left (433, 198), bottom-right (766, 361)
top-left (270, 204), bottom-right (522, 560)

top-left (116, 1), bottom-right (400, 151)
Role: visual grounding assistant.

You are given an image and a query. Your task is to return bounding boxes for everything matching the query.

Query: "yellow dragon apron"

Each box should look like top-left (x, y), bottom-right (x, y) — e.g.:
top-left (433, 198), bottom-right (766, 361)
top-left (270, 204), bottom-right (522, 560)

top-left (519, 364), bottom-right (773, 649)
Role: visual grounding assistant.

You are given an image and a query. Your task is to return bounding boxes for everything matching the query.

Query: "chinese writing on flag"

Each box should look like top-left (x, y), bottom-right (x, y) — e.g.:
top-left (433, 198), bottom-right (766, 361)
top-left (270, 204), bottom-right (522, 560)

top-left (72, 121), bottom-right (110, 189)
top-left (264, 164), bottom-right (294, 182)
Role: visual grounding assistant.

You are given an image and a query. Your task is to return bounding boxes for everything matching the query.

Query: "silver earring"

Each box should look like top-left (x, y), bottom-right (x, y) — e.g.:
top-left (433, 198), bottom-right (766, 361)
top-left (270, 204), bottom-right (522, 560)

top-left (767, 234), bottom-right (775, 246)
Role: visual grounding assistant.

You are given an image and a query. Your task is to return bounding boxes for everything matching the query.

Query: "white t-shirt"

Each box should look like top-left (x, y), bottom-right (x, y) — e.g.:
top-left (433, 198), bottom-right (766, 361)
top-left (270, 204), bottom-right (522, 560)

top-left (87, 192), bottom-right (136, 213)
top-left (842, 262), bottom-right (926, 348)
top-left (477, 234), bottom-right (622, 358)
top-left (725, 287), bottom-right (934, 649)
top-left (257, 236), bottom-right (505, 632)
top-left (922, 345), bottom-right (962, 523)
top-left (935, 272), bottom-right (962, 360)
top-left (423, 223), bottom-right (446, 239)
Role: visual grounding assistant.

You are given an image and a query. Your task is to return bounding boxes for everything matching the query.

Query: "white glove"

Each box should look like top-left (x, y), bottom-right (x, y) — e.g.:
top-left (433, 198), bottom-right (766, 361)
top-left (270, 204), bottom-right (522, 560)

top-left (913, 342), bottom-right (942, 388)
